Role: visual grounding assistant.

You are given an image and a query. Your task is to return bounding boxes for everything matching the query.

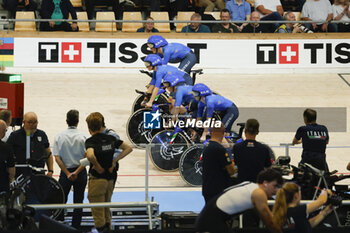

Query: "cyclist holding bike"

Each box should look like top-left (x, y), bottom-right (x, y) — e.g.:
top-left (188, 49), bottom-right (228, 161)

top-left (143, 54), bottom-right (193, 108)
top-left (192, 83), bottom-right (239, 142)
top-left (147, 35), bottom-right (197, 73)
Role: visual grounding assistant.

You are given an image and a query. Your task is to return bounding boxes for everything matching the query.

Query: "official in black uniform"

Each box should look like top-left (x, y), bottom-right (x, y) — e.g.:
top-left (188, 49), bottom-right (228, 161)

top-left (202, 123), bottom-right (236, 203)
top-left (0, 120), bottom-right (15, 193)
top-left (233, 119), bottom-right (272, 183)
top-left (292, 108), bottom-right (329, 171)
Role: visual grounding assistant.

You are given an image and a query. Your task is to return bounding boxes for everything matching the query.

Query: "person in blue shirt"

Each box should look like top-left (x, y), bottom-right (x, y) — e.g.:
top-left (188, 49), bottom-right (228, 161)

top-left (192, 83), bottom-right (239, 141)
top-left (181, 13), bottom-right (211, 33)
top-left (137, 17), bottom-right (159, 33)
top-left (143, 54), bottom-right (193, 108)
top-left (147, 35), bottom-right (197, 73)
top-left (226, 0), bottom-right (251, 31)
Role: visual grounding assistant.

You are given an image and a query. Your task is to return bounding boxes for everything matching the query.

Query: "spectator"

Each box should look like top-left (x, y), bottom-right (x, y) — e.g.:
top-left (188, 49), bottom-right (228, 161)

top-left (301, 0), bottom-right (337, 32)
top-left (0, 109), bottom-right (12, 142)
top-left (212, 8), bottom-right (240, 32)
top-left (202, 123), bottom-right (236, 203)
top-left (232, 119), bottom-right (272, 183)
top-left (275, 11), bottom-right (302, 33)
top-left (198, 0), bottom-right (226, 12)
top-left (242, 11), bottom-right (269, 32)
top-left (85, 112), bottom-right (132, 232)
top-left (181, 13), bottom-right (211, 32)
top-left (226, 0), bottom-right (251, 31)
top-left (2, 0), bottom-right (37, 19)
top-left (292, 108), bottom-right (329, 171)
top-left (40, 0), bottom-right (79, 31)
top-left (137, 16), bottom-right (159, 32)
top-left (280, 0), bottom-right (305, 11)
top-left (53, 110), bottom-right (88, 229)
top-left (196, 168), bottom-right (283, 233)
top-left (255, 0), bottom-right (284, 32)
top-left (85, 0), bottom-right (121, 20)
top-left (7, 112), bottom-right (54, 177)
top-left (0, 120), bottom-right (15, 193)
top-left (332, 0), bottom-right (350, 32)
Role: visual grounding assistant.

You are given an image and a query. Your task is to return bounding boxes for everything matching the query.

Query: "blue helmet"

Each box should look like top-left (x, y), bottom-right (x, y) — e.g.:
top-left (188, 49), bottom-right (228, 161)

top-left (163, 74), bottom-right (185, 87)
top-left (144, 54), bottom-right (162, 67)
top-left (147, 35), bottom-right (168, 49)
top-left (192, 83), bottom-right (212, 97)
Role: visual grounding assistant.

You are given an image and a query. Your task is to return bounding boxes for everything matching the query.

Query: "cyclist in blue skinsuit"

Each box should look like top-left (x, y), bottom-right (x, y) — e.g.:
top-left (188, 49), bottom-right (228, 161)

top-left (143, 54), bottom-right (193, 108)
top-left (192, 83), bottom-right (239, 142)
top-left (147, 35), bottom-right (197, 73)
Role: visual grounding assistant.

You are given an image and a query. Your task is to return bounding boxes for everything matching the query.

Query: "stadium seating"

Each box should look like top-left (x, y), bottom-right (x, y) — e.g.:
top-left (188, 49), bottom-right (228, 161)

top-left (205, 11), bottom-right (220, 20)
top-left (69, 11), bottom-right (90, 32)
top-left (14, 11), bottom-right (36, 32)
top-left (122, 11), bottom-right (142, 32)
top-left (150, 11), bottom-right (170, 33)
top-left (95, 11), bottom-right (117, 32)
top-left (176, 11), bottom-right (194, 33)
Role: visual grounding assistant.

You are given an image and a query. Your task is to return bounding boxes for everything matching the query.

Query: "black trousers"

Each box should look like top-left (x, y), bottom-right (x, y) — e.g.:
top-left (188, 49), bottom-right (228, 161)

top-left (57, 167), bottom-right (87, 229)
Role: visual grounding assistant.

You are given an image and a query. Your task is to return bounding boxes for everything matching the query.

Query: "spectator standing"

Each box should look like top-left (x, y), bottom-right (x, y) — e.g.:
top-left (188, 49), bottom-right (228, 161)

top-left (332, 0), bottom-right (350, 32)
top-left (301, 0), bottom-right (337, 32)
top-left (0, 109), bottom-right (12, 142)
top-left (198, 0), bottom-right (226, 12)
top-left (202, 123), bottom-right (236, 203)
top-left (233, 119), bottom-right (271, 183)
top-left (2, 0), bottom-right (37, 18)
top-left (242, 11), bottom-right (269, 32)
top-left (137, 16), bottom-right (159, 32)
top-left (0, 120), bottom-right (15, 193)
top-left (53, 110), bottom-right (88, 229)
top-left (85, 112), bottom-right (132, 232)
top-left (292, 108), bottom-right (329, 171)
top-left (254, 0), bottom-right (284, 32)
top-left (7, 112), bottom-right (54, 177)
top-left (40, 0), bottom-right (79, 31)
top-left (212, 8), bottom-right (240, 32)
top-left (181, 13), bottom-right (211, 32)
top-left (226, 0), bottom-right (251, 31)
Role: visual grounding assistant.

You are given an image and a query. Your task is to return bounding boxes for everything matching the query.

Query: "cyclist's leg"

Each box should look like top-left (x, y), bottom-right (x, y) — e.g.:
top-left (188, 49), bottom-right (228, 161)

top-left (183, 73), bottom-right (193, 85)
top-left (87, 178), bottom-right (108, 228)
top-left (57, 171), bottom-right (73, 221)
top-left (71, 168), bottom-right (87, 229)
top-left (179, 51), bottom-right (197, 73)
top-left (222, 104), bottom-right (239, 133)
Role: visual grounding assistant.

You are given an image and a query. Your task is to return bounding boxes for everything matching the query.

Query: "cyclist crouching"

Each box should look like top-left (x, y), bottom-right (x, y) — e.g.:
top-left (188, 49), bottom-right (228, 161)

top-left (85, 113), bottom-right (132, 231)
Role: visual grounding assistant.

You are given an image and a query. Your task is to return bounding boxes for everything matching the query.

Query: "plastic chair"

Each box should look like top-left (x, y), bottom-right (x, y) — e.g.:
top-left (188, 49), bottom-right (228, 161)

top-left (122, 11), bottom-right (142, 32)
top-left (150, 11), bottom-right (170, 33)
top-left (176, 11), bottom-right (194, 33)
top-left (15, 11), bottom-right (36, 31)
top-left (95, 11), bottom-right (117, 32)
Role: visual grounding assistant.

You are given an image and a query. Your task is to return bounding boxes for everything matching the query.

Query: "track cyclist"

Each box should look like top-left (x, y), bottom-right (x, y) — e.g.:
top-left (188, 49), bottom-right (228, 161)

top-left (192, 83), bottom-right (239, 142)
top-left (143, 54), bottom-right (193, 108)
top-left (147, 35), bottom-right (197, 73)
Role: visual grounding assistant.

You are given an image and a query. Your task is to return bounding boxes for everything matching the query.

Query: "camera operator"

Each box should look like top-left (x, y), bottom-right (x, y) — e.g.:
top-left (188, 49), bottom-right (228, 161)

top-left (273, 182), bottom-right (334, 233)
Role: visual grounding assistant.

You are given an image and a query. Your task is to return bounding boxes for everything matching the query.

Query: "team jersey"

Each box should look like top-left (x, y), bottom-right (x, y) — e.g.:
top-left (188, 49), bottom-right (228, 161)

top-left (159, 43), bottom-right (191, 64)
top-left (150, 64), bottom-right (187, 88)
top-left (174, 85), bottom-right (196, 107)
top-left (197, 94), bottom-right (233, 118)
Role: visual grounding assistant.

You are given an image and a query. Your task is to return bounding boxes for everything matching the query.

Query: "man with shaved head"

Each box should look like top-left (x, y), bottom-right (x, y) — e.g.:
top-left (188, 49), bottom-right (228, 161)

top-left (7, 112), bottom-right (54, 177)
top-left (201, 122), bottom-right (237, 203)
top-left (0, 120), bottom-right (15, 193)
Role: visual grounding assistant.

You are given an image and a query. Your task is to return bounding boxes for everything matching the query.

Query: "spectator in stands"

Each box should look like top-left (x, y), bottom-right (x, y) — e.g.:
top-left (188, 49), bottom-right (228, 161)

top-left (301, 0), bottom-right (337, 32)
top-left (280, 0), bottom-right (305, 11)
top-left (254, 0), bottom-right (284, 32)
top-left (198, 0), bottom-right (226, 12)
top-left (332, 0), bottom-right (350, 32)
top-left (181, 13), bottom-right (211, 32)
top-left (242, 11), bottom-right (269, 32)
top-left (275, 11), bottom-right (302, 33)
top-left (40, 0), bottom-right (79, 31)
top-left (137, 16), bottom-right (159, 32)
top-left (85, 0), bottom-right (121, 20)
top-left (2, 0), bottom-right (37, 19)
top-left (212, 8), bottom-right (239, 32)
top-left (0, 109), bottom-right (12, 142)
top-left (226, 0), bottom-right (251, 31)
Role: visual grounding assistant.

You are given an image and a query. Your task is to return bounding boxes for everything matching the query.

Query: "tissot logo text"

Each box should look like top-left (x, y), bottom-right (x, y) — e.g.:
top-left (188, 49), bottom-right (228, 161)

top-left (257, 44), bottom-right (276, 64)
top-left (39, 42), bottom-right (59, 63)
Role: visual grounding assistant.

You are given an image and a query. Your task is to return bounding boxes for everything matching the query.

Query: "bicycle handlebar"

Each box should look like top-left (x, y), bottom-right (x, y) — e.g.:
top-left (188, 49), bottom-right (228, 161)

top-left (15, 164), bottom-right (47, 173)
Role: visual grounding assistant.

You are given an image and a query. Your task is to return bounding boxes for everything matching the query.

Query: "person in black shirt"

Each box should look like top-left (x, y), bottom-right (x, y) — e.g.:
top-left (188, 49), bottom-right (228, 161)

top-left (202, 123), bottom-right (236, 203)
top-left (242, 11), bottom-right (269, 33)
top-left (273, 182), bottom-right (333, 233)
top-left (233, 119), bottom-right (271, 183)
top-left (0, 120), bottom-right (15, 193)
top-left (292, 108), bottom-right (329, 171)
top-left (85, 112), bottom-right (132, 232)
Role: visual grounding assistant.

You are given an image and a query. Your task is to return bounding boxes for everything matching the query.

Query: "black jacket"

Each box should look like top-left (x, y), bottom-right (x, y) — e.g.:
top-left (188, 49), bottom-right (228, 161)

top-left (40, 0), bottom-right (77, 20)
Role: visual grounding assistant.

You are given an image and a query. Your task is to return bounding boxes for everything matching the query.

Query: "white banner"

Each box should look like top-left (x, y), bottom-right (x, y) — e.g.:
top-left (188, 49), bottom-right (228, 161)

top-left (0, 97), bottom-right (8, 109)
top-left (13, 38), bottom-right (350, 72)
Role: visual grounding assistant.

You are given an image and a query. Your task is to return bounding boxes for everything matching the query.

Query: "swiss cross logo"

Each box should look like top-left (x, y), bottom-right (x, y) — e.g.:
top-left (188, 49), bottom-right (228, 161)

top-left (279, 44), bottom-right (298, 64)
top-left (61, 43), bottom-right (81, 63)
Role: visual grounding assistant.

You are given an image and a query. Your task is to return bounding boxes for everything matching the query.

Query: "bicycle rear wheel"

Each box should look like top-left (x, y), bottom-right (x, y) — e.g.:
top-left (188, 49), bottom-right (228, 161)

top-left (126, 108), bottom-right (164, 149)
top-left (22, 174), bottom-right (65, 219)
top-left (179, 144), bottom-right (205, 186)
top-left (149, 130), bottom-right (189, 171)
top-left (132, 93), bottom-right (168, 113)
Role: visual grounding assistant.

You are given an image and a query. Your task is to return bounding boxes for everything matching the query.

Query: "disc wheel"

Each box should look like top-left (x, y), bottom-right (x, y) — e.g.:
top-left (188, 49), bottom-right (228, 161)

top-left (149, 130), bottom-right (190, 171)
top-left (179, 144), bottom-right (205, 186)
top-left (131, 93), bottom-right (168, 113)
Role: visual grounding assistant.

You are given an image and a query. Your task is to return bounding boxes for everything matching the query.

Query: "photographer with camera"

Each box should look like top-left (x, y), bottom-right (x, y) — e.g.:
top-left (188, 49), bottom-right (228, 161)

top-left (273, 182), bottom-right (334, 233)
top-left (276, 12), bottom-right (313, 33)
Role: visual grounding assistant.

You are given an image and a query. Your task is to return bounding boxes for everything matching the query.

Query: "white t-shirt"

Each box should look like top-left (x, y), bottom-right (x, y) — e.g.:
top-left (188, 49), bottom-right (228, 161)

top-left (301, 0), bottom-right (332, 23)
top-left (254, 0), bottom-right (282, 17)
top-left (332, 4), bottom-right (350, 22)
top-left (216, 182), bottom-right (259, 215)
